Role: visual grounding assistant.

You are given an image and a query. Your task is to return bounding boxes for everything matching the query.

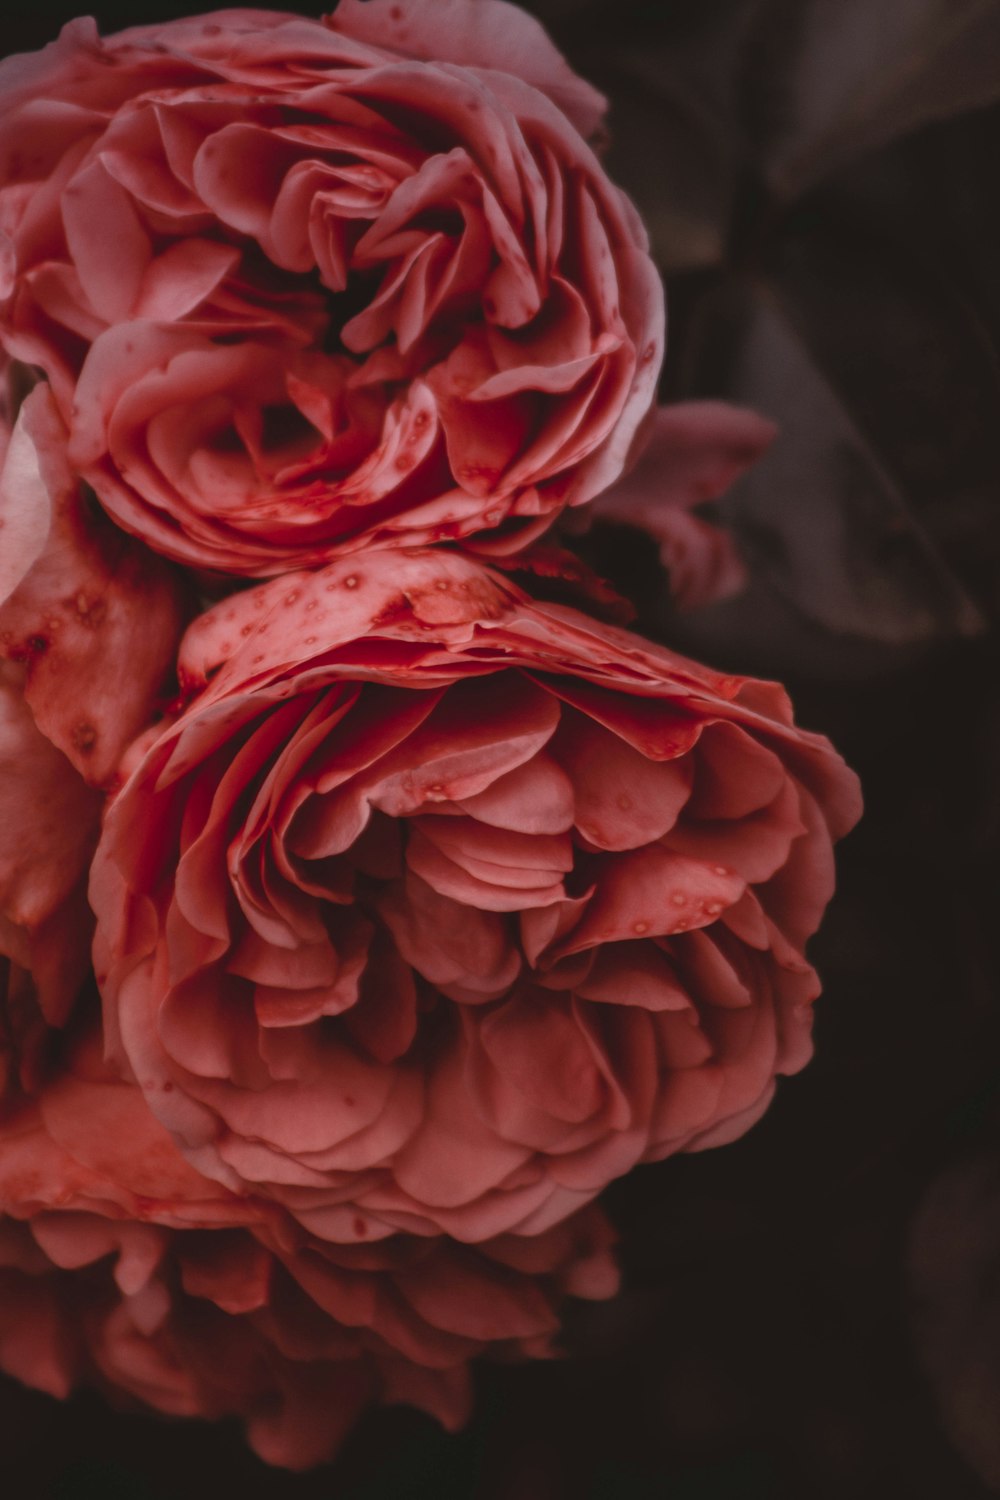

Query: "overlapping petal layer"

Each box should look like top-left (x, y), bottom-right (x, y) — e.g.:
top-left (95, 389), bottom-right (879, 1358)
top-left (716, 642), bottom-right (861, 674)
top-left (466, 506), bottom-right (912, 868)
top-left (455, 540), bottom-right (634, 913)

top-left (0, 1031), bottom-right (618, 1468)
top-left (93, 549), bottom-right (861, 1242)
top-left (0, 374), bottom-right (185, 1098)
top-left (0, 3), bottom-right (662, 574)
top-left (0, 668), bottom-right (99, 1100)
top-left (0, 382), bottom-right (187, 786)
top-left (582, 401), bottom-right (778, 610)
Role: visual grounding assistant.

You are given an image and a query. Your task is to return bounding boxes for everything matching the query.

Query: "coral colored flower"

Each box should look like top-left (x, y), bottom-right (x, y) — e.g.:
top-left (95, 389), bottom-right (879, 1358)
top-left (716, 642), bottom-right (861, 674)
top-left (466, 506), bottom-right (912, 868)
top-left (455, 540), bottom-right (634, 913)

top-left (0, 3), bottom-right (662, 574)
top-left (0, 1036), bottom-right (617, 1468)
top-left (0, 669), bottom-right (99, 1100)
top-left (92, 549), bottom-right (861, 1243)
top-left (0, 376), bottom-right (184, 1097)
top-left (0, 382), bottom-right (187, 786)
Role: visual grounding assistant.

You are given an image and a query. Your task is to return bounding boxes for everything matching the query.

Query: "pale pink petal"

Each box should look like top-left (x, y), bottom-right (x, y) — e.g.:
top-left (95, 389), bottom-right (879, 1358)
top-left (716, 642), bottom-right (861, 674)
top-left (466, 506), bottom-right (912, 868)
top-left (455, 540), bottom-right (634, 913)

top-left (587, 402), bottom-right (778, 608)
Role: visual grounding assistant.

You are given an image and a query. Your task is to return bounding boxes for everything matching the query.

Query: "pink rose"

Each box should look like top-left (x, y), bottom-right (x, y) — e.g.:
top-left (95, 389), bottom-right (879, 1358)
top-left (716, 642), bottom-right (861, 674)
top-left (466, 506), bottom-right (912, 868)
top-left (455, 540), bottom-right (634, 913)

top-left (0, 1033), bottom-right (617, 1468)
top-left (0, 3), bottom-right (662, 575)
top-left (91, 548), bottom-right (861, 1244)
top-left (0, 668), bottom-right (99, 1099)
top-left (0, 382), bottom-right (187, 786)
top-left (0, 374), bottom-right (184, 1096)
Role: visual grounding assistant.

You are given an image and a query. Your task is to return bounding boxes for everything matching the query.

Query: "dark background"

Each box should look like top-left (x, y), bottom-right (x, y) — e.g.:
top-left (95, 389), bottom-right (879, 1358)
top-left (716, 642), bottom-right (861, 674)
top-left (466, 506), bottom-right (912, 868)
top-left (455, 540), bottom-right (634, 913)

top-left (4, 1), bottom-right (1000, 1495)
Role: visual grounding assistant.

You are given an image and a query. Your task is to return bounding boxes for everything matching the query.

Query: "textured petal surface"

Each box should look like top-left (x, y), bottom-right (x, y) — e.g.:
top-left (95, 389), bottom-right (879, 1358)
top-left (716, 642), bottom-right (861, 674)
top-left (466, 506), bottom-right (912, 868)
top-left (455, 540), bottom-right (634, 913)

top-left (92, 548), bottom-right (860, 1244)
top-left (0, 1031), bottom-right (618, 1467)
top-left (0, 386), bottom-right (187, 785)
top-left (0, 667), bottom-right (100, 1093)
top-left (0, 6), bottom-right (661, 575)
top-left (586, 402), bottom-right (778, 609)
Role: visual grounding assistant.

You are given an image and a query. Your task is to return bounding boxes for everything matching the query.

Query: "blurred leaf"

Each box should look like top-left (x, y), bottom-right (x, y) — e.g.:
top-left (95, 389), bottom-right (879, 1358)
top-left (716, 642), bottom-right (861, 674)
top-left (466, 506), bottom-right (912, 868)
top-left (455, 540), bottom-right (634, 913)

top-left (909, 1136), bottom-right (1000, 1491)
top-left (745, 0), bottom-right (1000, 196)
top-left (769, 198), bottom-right (1000, 623)
top-left (595, 59), bottom-right (736, 274)
top-left (673, 280), bottom-right (985, 672)
top-left (553, 1), bottom-right (765, 274)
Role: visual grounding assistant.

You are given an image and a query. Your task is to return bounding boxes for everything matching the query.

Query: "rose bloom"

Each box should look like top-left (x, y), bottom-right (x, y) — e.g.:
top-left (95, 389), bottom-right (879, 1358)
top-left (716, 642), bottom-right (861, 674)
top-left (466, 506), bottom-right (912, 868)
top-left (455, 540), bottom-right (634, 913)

top-left (0, 667), bottom-right (98, 1099)
top-left (92, 548), bottom-right (861, 1243)
top-left (0, 1032), bottom-right (617, 1468)
top-left (0, 1), bottom-right (662, 574)
top-left (0, 378), bottom-right (183, 1098)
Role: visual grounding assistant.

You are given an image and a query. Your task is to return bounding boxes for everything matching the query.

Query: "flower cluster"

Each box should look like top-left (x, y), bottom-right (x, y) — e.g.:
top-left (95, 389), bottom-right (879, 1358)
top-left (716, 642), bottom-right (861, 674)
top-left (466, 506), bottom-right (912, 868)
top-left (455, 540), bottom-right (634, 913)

top-left (0, 0), bottom-right (859, 1468)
